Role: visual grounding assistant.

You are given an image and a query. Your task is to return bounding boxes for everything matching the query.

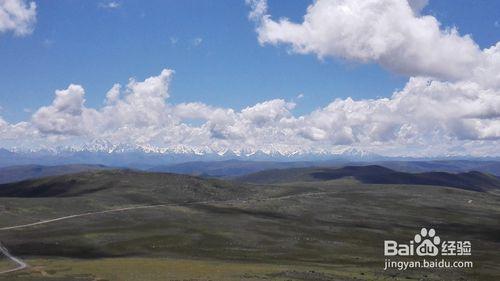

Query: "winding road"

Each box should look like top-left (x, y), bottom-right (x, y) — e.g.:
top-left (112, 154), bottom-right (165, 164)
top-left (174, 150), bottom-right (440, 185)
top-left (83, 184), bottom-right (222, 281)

top-left (0, 191), bottom-right (329, 231)
top-left (0, 242), bottom-right (28, 274)
top-left (0, 190), bottom-right (330, 274)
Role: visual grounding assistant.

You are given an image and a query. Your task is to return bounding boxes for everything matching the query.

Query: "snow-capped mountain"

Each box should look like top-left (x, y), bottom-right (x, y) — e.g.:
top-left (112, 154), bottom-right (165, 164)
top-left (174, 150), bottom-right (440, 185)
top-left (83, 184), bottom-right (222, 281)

top-left (10, 139), bottom-right (377, 158)
top-left (0, 140), bottom-right (383, 168)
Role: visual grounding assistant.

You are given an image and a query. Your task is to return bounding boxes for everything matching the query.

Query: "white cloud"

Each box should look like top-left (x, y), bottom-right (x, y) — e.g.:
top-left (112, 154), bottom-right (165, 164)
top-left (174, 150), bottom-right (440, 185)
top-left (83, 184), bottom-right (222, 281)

top-left (97, 69), bottom-right (173, 132)
top-left (31, 84), bottom-right (95, 136)
top-left (105, 83), bottom-right (121, 105)
top-left (241, 99), bottom-right (295, 126)
top-left (0, 115), bottom-right (36, 148)
top-left (300, 78), bottom-right (500, 145)
top-left (244, 0), bottom-right (499, 92)
top-left (249, 0), bottom-right (484, 81)
top-left (0, 68), bottom-right (499, 157)
top-left (472, 42), bottom-right (500, 89)
top-left (0, 0), bottom-right (36, 36)
top-left (246, 0), bottom-right (268, 21)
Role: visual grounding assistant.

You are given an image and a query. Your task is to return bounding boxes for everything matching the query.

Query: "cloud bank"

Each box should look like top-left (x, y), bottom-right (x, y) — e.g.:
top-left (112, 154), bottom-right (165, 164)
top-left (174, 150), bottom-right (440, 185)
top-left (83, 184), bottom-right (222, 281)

top-left (0, 0), bottom-right (499, 157)
top-left (0, 67), bottom-right (498, 157)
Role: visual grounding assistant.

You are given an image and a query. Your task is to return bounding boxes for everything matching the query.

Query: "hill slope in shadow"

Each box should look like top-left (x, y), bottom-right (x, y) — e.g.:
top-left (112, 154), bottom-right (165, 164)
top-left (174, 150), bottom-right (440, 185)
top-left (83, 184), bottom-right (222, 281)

top-left (0, 169), bottom-right (255, 201)
top-left (148, 159), bottom-right (500, 177)
top-left (148, 159), bottom-right (315, 177)
top-left (236, 165), bottom-right (500, 192)
top-left (0, 164), bottom-right (111, 184)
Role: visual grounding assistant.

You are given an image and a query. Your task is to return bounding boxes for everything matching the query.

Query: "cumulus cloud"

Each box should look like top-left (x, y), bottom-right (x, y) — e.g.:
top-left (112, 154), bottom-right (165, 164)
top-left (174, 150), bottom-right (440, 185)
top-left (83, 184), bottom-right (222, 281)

top-left (31, 84), bottom-right (95, 136)
top-left (0, 0), bottom-right (36, 36)
top-left (249, 0), bottom-right (485, 81)
top-left (105, 83), bottom-right (121, 105)
top-left (0, 115), bottom-right (35, 149)
top-left (0, 68), bottom-right (499, 157)
top-left (298, 78), bottom-right (500, 144)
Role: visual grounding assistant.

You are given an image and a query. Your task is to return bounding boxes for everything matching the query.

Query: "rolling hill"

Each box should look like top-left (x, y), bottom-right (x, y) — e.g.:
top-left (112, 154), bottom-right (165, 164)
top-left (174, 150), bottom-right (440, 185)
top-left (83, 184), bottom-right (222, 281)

top-left (236, 165), bottom-right (500, 192)
top-left (375, 160), bottom-right (500, 176)
top-left (0, 169), bottom-right (499, 280)
top-left (0, 169), bottom-right (255, 201)
top-left (0, 164), bottom-right (111, 184)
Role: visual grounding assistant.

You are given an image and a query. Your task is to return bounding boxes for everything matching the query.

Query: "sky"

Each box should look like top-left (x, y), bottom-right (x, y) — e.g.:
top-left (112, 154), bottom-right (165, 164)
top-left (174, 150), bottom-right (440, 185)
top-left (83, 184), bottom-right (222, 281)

top-left (0, 0), bottom-right (499, 157)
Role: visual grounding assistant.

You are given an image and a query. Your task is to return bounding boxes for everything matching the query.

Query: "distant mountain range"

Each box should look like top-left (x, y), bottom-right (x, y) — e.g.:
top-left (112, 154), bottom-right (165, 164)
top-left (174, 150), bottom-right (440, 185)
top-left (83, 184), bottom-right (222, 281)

top-left (0, 146), bottom-right (382, 168)
top-left (2, 144), bottom-right (500, 171)
top-left (4, 139), bottom-right (379, 160)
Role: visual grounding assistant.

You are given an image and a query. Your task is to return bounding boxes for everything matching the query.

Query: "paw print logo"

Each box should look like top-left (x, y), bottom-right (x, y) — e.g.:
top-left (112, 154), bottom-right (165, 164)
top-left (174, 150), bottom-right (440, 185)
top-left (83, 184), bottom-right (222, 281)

top-left (415, 228), bottom-right (440, 256)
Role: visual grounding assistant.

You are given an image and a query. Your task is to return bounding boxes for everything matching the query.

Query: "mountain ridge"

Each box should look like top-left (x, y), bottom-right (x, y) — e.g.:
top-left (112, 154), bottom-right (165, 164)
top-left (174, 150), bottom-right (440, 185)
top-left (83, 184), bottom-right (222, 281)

top-left (0, 164), bottom-right (110, 184)
top-left (236, 165), bottom-right (500, 192)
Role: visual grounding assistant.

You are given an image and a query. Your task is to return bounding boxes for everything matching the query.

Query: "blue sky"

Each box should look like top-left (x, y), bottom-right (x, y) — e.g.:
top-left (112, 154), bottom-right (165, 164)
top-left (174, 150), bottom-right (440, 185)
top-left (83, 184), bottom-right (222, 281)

top-left (1, 0), bottom-right (497, 123)
top-left (0, 0), bottom-right (499, 157)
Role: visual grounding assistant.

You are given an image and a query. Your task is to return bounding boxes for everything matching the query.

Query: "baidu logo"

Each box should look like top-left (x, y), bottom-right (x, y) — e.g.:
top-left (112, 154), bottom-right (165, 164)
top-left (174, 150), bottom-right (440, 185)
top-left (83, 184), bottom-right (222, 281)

top-left (384, 228), bottom-right (471, 257)
top-left (414, 228), bottom-right (440, 256)
top-left (383, 228), bottom-right (473, 271)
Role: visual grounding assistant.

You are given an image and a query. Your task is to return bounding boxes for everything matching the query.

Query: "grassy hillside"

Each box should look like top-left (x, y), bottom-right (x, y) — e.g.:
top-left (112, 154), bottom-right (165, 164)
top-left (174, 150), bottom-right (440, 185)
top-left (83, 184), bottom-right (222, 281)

top-left (0, 164), bottom-right (110, 185)
top-left (0, 169), bottom-right (499, 280)
top-left (376, 160), bottom-right (500, 176)
top-left (236, 165), bottom-right (500, 191)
